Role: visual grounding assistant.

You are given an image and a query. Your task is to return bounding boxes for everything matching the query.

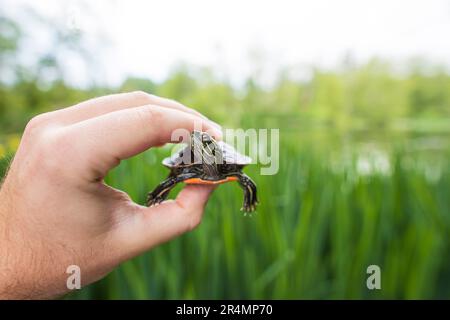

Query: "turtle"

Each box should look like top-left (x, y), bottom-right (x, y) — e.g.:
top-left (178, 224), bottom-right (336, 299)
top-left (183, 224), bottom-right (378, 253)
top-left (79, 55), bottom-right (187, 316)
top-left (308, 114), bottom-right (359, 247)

top-left (146, 130), bottom-right (258, 212)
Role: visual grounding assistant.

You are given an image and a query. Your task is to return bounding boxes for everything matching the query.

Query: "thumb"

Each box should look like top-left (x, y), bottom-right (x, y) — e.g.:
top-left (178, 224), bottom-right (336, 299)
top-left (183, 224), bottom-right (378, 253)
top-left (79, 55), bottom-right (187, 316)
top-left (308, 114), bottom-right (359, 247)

top-left (112, 185), bottom-right (215, 260)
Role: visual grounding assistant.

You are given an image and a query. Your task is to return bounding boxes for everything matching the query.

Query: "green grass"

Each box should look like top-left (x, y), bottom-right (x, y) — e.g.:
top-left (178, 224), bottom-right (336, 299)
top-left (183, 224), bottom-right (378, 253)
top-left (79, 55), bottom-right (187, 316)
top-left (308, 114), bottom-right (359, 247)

top-left (0, 153), bottom-right (14, 183)
top-left (56, 134), bottom-right (449, 300)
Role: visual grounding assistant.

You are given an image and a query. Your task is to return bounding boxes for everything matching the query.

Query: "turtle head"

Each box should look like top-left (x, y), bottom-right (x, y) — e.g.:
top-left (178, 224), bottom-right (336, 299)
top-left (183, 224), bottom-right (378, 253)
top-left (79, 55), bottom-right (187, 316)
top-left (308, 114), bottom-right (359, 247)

top-left (190, 130), bottom-right (223, 165)
top-left (191, 130), bottom-right (214, 149)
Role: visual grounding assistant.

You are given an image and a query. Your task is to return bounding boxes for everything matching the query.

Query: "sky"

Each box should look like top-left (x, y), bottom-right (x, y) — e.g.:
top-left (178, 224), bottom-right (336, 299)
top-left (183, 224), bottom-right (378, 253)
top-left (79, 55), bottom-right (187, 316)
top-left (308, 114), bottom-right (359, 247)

top-left (4, 0), bottom-right (450, 87)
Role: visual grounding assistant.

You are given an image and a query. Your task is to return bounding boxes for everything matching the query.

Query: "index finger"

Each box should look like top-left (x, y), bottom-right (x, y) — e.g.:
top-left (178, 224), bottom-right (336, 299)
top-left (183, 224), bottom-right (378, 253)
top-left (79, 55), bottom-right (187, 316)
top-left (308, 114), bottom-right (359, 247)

top-left (53, 91), bottom-right (217, 126)
top-left (66, 104), bottom-right (222, 179)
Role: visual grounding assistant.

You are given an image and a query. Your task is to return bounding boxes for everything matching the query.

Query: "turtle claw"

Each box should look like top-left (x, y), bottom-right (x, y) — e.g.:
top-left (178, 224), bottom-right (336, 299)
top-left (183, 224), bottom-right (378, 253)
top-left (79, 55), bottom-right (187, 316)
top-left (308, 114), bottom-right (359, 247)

top-left (241, 201), bottom-right (257, 213)
top-left (146, 194), bottom-right (165, 207)
top-left (147, 187), bottom-right (173, 207)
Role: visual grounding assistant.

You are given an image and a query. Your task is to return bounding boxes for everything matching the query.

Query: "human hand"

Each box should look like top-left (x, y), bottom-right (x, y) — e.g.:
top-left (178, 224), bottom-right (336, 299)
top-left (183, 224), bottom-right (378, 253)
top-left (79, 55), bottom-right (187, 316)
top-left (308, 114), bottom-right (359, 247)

top-left (0, 91), bottom-right (222, 299)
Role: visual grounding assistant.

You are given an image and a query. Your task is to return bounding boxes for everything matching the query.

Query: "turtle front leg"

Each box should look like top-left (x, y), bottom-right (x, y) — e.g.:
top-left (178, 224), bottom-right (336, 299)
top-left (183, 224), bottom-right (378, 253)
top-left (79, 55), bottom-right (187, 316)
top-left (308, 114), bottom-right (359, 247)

top-left (236, 173), bottom-right (258, 212)
top-left (147, 173), bottom-right (198, 206)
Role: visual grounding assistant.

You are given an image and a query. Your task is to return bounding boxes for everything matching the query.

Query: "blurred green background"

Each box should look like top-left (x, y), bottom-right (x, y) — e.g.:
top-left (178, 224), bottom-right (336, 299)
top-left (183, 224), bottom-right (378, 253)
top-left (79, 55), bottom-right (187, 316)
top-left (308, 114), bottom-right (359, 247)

top-left (0, 4), bottom-right (449, 299)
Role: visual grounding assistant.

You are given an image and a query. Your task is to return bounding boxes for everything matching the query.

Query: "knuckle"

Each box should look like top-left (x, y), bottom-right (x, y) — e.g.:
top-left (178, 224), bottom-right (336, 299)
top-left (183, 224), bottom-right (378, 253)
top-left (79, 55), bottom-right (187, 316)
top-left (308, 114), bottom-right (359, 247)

top-left (37, 130), bottom-right (73, 173)
top-left (187, 211), bottom-right (203, 231)
top-left (20, 114), bottom-right (67, 174)
top-left (24, 113), bottom-right (52, 136)
top-left (48, 130), bottom-right (72, 151)
top-left (135, 105), bottom-right (163, 125)
top-left (130, 90), bottom-right (152, 104)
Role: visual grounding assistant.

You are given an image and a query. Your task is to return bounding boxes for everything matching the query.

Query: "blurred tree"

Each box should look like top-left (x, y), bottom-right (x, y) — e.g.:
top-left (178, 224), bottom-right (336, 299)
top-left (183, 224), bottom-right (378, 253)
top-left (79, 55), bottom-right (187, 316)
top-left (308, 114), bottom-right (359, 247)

top-left (309, 70), bottom-right (347, 128)
top-left (120, 77), bottom-right (156, 94)
top-left (345, 60), bottom-right (408, 128)
top-left (157, 67), bottom-right (198, 101)
top-left (0, 15), bottom-right (21, 70)
top-left (408, 71), bottom-right (450, 118)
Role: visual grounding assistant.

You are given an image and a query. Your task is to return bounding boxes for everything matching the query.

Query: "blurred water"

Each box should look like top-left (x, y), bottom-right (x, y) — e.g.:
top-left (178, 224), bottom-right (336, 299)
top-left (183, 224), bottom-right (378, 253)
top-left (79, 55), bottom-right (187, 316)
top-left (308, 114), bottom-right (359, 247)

top-left (283, 127), bottom-right (449, 172)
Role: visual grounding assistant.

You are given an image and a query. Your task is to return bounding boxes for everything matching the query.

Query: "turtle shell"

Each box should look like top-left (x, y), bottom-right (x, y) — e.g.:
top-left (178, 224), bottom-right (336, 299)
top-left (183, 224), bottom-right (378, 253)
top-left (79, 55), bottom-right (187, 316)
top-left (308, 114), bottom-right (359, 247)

top-left (162, 141), bottom-right (252, 168)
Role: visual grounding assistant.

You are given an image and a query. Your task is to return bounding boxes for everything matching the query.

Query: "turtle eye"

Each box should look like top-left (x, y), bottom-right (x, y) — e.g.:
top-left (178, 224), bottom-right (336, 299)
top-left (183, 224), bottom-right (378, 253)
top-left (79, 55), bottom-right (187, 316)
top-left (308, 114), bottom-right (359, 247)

top-left (201, 133), bottom-right (211, 142)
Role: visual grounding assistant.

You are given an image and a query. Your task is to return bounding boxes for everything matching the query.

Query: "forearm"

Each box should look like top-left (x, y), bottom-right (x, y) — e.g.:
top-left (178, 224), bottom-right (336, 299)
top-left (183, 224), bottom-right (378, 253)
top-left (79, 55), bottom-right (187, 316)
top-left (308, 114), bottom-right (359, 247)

top-left (0, 222), bottom-right (61, 299)
top-left (0, 197), bottom-right (25, 299)
top-left (0, 182), bottom-right (44, 299)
